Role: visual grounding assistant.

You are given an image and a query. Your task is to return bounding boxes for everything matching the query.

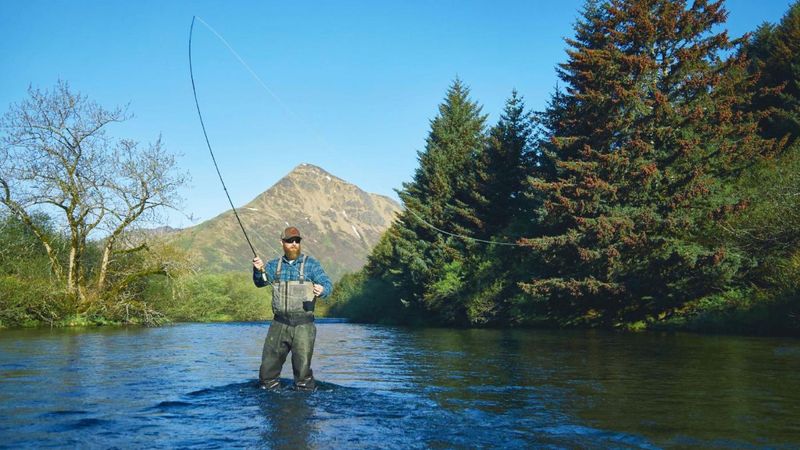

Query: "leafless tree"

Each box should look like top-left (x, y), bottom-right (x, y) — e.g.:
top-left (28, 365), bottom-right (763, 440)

top-left (0, 81), bottom-right (188, 305)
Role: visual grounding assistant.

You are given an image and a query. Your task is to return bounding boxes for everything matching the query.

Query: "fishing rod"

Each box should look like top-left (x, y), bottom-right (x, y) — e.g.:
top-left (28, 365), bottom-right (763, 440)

top-left (188, 16), bottom-right (266, 280)
top-left (188, 16), bottom-right (521, 251)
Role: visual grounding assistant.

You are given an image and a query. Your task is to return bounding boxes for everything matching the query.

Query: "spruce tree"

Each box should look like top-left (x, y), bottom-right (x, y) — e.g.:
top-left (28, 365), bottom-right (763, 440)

top-left (370, 79), bottom-right (488, 324)
top-left (744, 1), bottom-right (800, 145)
top-left (480, 90), bottom-right (536, 237)
top-left (519, 0), bottom-right (777, 325)
top-left (727, 1), bottom-right (800, 306)
top-left (455, 91), bottom-right (538, 325)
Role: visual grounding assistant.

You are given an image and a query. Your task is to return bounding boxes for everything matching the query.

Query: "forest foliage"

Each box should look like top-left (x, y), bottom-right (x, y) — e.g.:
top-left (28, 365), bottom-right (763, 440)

top-left (327, 0), bottom-right (800, 335)
top-left (3, 0), bottom-right (800, 334)
top-left (0, 83), bottom-right (270, 327)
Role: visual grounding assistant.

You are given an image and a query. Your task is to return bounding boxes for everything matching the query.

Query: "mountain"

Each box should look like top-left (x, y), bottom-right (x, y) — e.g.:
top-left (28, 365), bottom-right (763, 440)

top-left (172, 164), bottom-right (401, 281)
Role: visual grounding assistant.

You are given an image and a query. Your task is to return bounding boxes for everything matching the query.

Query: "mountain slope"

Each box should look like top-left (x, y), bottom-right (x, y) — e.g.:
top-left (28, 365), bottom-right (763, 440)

top-left (173, 164), bottom-right (400, 281)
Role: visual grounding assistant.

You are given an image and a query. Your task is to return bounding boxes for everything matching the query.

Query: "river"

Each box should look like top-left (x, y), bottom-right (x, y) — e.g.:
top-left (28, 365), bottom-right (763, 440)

top-left (1, 320), bottom-right (798, 448)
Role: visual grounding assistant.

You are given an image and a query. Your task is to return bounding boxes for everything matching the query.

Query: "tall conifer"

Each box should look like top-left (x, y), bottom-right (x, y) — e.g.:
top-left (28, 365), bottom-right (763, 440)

top-left (744, 1), bottom-right (800, 144)
top-left (519, 0), bottom-right (777, 324)
top-left (457, 92), bottom-right (538, 325)
top-left (480, 91), bottom-right (536, 237)
top-left (370, 79), bottom-right (488, 323)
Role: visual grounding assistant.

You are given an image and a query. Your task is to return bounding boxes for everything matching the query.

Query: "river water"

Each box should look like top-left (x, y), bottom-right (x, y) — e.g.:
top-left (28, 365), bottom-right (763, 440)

top-left (1, 320), bottom-right (798, 449)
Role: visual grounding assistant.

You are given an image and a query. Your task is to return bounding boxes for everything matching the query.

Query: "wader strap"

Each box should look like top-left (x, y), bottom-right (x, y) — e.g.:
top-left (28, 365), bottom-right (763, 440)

top-left (275, 255), bottom-right (307, 282)
top-left (299, 255), bottom-right (307, 283)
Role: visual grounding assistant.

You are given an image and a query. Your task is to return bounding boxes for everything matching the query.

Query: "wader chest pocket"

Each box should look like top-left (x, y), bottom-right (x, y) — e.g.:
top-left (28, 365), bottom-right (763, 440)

top-left (273, 281), bottom-right (315, 314)
top-left (271, 255), bottom-right (316, 315)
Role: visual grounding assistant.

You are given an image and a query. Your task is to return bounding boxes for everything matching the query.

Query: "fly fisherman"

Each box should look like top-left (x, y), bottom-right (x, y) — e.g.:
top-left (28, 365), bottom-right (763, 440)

top-left (252, 226), bottom-right (333, 391)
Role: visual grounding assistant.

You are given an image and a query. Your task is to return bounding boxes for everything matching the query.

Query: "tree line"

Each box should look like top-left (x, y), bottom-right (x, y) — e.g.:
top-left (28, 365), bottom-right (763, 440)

top-left (0, 82), bottom-right (274, 327)
top-left (3, 0), bottom-right (798, 333)
top-left (0, 202), bottom-right (272, 327)
top-left (328, 0), bottom-right (800, 334)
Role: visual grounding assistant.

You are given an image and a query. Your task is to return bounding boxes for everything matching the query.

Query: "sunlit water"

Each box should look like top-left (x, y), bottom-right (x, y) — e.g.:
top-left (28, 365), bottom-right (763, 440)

top-left (1, 320), bottom-right (799, 448)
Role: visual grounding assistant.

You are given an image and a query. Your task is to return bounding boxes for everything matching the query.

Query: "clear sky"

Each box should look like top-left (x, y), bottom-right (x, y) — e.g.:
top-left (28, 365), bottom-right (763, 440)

top-left (0, 0), bottom-right (794, 229)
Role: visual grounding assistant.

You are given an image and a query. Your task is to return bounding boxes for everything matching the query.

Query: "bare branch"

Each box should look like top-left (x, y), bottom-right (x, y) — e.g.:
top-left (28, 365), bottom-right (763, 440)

top-left (1, 81), bottom-right (187, 300)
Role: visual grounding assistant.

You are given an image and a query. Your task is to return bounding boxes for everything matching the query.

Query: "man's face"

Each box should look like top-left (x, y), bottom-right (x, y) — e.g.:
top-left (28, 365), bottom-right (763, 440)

top-left (282, 237), bottom-right (301, 260)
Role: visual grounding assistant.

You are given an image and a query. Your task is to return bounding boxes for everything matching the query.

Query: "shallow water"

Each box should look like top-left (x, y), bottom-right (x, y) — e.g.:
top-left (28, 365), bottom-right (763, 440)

top-left (1, 321), bottom-right (799, 448)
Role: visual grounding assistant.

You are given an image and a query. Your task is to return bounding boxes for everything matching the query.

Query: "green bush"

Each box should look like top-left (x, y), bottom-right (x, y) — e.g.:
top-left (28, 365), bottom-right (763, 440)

top-left (151, 272), bottom-right (270, 322)
top-left (0, 275), bottom-right (71, 327)
top-left (327, 271), bottom-right (409, 324)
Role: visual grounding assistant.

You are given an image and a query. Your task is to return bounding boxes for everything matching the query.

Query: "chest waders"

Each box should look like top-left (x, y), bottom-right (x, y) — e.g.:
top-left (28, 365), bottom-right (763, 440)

top-left (271, 255), bottom-right (316, 326)
top-left (260, 255), bottom-right (318, 390)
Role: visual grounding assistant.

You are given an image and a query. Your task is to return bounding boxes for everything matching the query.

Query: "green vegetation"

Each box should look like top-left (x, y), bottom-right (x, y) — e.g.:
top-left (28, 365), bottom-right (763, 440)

top-left (0, 211), bottom-right (274, 327)
top-left (332, 0), bottom-right (800, 335)
top-left (146, 272), bottom-right (271, 322)
top-left (4, 1), bottom-right (800, 334)
top-left (0, 82), bottom-right (193, 328)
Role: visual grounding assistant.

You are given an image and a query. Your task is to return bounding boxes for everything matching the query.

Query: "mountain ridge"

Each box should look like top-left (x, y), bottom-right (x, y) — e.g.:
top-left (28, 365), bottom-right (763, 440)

top-left (171, 163), bottom-right (401, 281)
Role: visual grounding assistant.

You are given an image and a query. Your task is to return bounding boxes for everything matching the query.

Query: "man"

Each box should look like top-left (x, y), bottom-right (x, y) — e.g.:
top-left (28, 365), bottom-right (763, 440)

top-left (252, 226), bottom-right (333, 391)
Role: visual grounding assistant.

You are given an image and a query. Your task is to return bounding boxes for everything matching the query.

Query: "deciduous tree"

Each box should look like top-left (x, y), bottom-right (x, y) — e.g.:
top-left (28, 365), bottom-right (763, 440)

top-left (0, 81), bottom-right (187, 308)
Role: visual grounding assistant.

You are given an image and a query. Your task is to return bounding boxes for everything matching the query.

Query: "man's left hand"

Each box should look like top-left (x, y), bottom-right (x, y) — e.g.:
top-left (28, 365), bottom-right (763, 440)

top-left (313, 283), bottom-right (324, 297)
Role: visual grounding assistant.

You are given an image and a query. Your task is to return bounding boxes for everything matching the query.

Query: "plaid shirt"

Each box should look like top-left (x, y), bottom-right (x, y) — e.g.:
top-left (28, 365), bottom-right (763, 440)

top-left (253, 253), bottom-right (333, 298)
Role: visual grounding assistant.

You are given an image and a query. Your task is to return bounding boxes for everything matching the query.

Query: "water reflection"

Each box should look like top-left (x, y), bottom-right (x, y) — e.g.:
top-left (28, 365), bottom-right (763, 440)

top-left (256, 384), bottom-right (315, 449)
top-left (0, 322), bottom-right (798, 448)
top-left (399, 327), bottom-right (800, 447)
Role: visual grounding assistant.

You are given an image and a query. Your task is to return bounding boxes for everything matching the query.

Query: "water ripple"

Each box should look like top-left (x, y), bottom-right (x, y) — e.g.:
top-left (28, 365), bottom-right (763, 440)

top-left (1, 322), bottom-right (799, 448)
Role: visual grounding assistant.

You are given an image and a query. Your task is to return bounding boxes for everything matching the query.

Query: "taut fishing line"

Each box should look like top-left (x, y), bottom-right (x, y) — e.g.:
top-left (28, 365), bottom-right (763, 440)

top-left (404, 207), bottom-right (523, 246)
top-left (188, 16), bottom-right (259, 258)
top-left (191, 16), bottom-right (333, 154)
top-left (188, 15), bottom-right (523, 250)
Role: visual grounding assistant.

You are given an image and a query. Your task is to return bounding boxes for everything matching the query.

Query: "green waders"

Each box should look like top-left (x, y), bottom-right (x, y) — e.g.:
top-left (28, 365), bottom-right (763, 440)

top-left (259, 319), bottom-right (317, 390)
top-left (259, 256), bottom-right (318, 390)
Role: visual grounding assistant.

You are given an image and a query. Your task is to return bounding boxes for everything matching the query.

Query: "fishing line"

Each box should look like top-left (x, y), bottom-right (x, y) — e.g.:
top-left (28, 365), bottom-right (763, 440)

top-left (404, 207), bottom-right (524, 247)
top-left (188, 15), bottom-right (523, 250)
top-left (191, 16), bottom-right (334, 153)
top-left (189, 16), bottom-right (259, 258)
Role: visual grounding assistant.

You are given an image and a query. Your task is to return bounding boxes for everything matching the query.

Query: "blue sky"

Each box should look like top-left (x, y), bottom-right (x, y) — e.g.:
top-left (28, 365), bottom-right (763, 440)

top-left (0, 0), bottom-right (794, 228)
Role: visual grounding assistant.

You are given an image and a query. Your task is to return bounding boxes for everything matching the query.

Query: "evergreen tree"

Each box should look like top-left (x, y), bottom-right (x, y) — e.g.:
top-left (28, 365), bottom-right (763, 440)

top-left (370, 79), bottom-right (488, 324)
top-left (744, 1), bottom-right (800, 145)
top-left (726, 1), bottom-right (800, 316)
top-left (519, 0), bottom-right (777, 325)
top-left (480, 90), bottom-right (536, 237)
top-left (456, 91), bottom-right (539, 325)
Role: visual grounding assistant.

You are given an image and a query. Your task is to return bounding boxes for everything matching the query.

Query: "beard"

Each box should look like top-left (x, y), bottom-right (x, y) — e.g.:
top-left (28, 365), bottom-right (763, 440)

top-left (284, 245), bottom-right (301, 260)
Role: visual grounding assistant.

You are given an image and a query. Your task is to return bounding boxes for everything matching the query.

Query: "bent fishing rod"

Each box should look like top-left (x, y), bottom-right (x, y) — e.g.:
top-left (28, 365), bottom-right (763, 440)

top-left (188, 16), bottom-right (267, 280)
top-left (189, 16), bottom-right (522, 251)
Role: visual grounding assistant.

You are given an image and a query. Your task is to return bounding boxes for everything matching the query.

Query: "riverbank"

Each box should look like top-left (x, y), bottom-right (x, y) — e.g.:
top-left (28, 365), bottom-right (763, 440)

top-left (3, 307), bottom-right (797, 338)
top-left (3, 282), bottom-right (797, 337)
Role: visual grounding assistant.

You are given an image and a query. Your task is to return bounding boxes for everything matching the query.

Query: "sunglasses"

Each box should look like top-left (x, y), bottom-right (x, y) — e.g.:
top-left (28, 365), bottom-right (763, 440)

top-left (282, 237), bottom-right (302, 244)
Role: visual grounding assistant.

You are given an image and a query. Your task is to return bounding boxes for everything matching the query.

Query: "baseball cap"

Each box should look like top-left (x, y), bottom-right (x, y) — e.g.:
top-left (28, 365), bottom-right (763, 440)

top-left (281, 226), bottom-right (302, 240)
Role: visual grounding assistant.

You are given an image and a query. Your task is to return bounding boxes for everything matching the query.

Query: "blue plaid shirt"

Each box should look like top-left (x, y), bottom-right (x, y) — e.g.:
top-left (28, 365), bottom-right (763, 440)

top-left (253, 253), bottom-right (333, 298)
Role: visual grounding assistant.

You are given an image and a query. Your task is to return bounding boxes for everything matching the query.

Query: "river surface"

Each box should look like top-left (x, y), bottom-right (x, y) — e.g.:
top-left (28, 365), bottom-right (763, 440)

top-left (1, 320), bottom-right (799, 449)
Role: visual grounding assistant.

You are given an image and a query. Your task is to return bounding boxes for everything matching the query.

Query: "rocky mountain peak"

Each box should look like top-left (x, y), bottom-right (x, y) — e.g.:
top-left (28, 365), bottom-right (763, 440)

top-left (287, 163), bottom-right (334, 177)
top-left (173, 164), bottom-right (401, 281)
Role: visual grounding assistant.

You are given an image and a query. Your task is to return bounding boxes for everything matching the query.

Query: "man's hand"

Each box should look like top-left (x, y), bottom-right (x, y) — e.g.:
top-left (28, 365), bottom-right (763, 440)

top-left (253, 257), bottom-right (265, 272)
top-left (313, 283), bottom-right (324, 297)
